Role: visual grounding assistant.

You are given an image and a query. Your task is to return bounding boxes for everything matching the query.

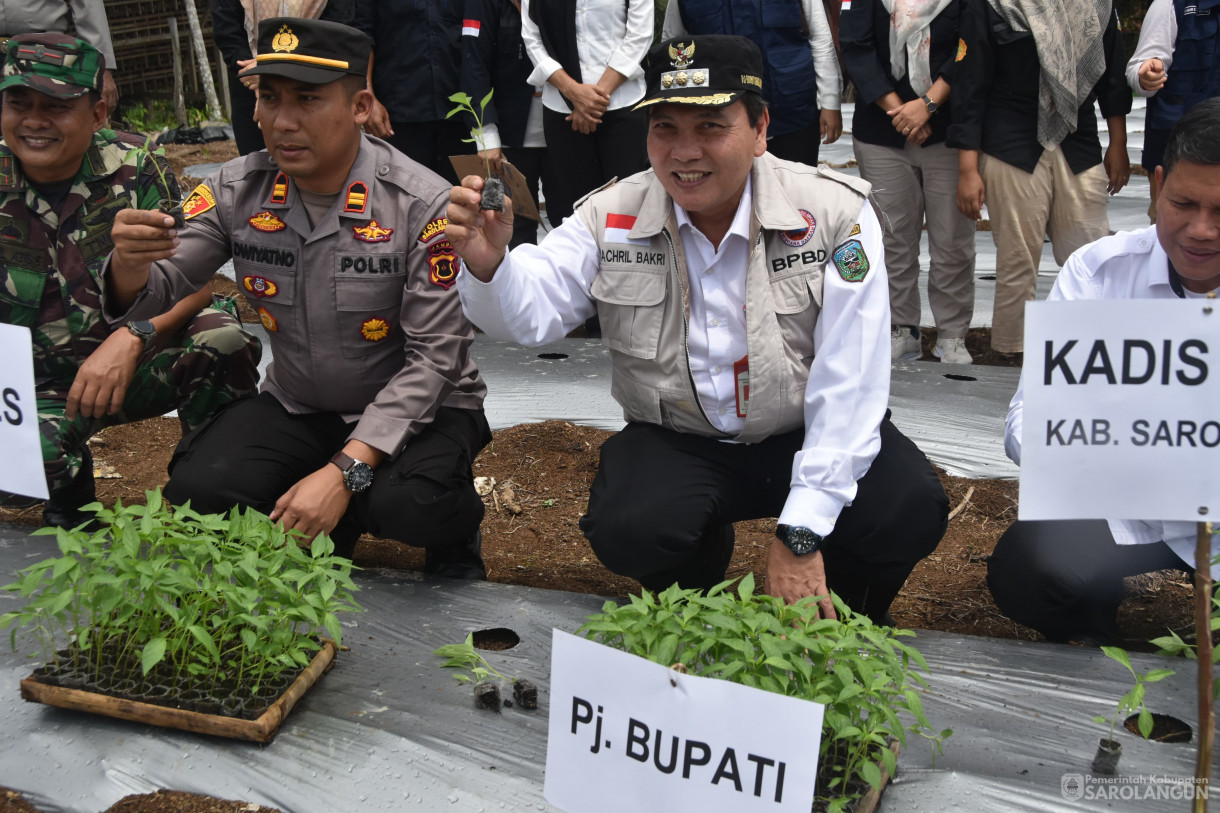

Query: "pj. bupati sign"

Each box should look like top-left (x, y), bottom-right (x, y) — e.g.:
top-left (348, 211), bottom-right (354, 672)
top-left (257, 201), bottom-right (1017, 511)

top-left (543, 630), bottom-right (824, 813)
top-left (1020, 299), bottom-right (1217, 522)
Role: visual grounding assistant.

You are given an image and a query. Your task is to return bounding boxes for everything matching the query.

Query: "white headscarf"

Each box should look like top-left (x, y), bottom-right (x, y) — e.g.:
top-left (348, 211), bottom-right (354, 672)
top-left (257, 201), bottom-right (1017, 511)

top-left (240, 0), bottom-right (329, 56)
top-left (883, 0), bottom-right (954, 97)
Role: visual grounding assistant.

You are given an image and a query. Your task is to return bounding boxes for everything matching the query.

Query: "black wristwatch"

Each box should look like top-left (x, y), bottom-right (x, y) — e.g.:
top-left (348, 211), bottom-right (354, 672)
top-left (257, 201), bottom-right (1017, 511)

top-left (776, 524), bottom-right (824, 556)
top-left (330, 451), bottom-right (374, 493)
top-left (126, 319), bottom-right (157, 347)
top-left (921, 94), bottom-right (939, 114)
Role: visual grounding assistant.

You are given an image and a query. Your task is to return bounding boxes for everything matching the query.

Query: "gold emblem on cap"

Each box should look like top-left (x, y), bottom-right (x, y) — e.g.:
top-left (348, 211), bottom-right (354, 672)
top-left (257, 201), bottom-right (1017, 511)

top-left (272, 25), bottom-right (299, 53)
top-left (692, 71), bottom-right (706, 85)
top-left (675, 71), bottom-right (688, 86)
top-left (668, 41), bottom-right (695, 69)
top-left (661, 74), bottom-right (674, 88)
top-left (741, 74), bottom-right (762, 89)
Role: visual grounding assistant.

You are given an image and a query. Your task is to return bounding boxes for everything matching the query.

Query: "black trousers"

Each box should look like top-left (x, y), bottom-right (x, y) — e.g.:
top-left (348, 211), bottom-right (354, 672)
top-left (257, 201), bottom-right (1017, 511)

top-left (767, 121), bottom-right (823, 167)
top-left (988, 519), bottom-right (1188, 644)
top-left (385, 119), bottom-right (471, 185)
top-left (227, 67), bottom-right (265, 155)
top-left (542, 105), bottom-right (649, 226)
top-left (163, 393), bottom-right (491, 559)
top-left (579, 417), bottom-right (948, 621)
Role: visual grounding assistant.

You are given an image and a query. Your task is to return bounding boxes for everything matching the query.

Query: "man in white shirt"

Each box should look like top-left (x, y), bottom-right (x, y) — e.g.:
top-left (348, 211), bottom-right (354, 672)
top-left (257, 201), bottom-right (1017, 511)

top-left (989, 98), bottom-right (1220, 644)
top-left (448, 35), bottom-right (948, 622)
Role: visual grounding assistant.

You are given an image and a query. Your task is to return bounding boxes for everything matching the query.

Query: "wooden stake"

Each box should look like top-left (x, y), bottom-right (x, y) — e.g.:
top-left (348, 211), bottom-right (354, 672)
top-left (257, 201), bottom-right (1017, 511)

top-left (1194, 520), bottom-right (1213, 813)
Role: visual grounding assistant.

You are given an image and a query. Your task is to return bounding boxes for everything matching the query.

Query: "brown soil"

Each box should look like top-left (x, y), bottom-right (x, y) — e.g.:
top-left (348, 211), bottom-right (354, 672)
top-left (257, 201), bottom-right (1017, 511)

top-left (0, 789), bottom-right (280, 813)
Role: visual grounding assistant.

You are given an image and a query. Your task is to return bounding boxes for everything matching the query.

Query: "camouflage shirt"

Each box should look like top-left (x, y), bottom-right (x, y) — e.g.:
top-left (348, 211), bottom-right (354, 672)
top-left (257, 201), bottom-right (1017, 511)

top-left (0, 129), bottom-right (178, 387)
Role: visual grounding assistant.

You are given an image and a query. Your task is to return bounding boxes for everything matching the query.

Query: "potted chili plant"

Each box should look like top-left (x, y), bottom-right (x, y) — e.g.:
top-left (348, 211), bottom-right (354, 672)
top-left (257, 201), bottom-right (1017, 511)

top-left (577, 573), bottom-right (950, 813)
top-left (0, 489), bottom-right (361, 742)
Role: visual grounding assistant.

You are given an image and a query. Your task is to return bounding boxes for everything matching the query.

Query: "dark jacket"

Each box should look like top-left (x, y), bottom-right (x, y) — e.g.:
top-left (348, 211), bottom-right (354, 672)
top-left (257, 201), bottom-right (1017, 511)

top-left (460, 0), bottom-right (536, 146)
top-left (946, 2), bottom-right (1131, 174)
top-left (211, 0), bottom-right (357, 66)
top-left (677, 0), bottom-right (818, 136)
top-left (838, 0), bottom-right (966, 148)
top-left (1147, 0), bottom-right (1220, 132)
top-left (352, 0), bottom-right (463, 123)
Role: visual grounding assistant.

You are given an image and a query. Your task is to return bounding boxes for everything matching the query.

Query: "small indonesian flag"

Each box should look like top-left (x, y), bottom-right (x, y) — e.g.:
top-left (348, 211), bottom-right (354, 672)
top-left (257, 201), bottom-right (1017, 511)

top-left (462, 19), bottom-right (481, 36)
top-left (603, 213), bottom-right (649, 246)
top-left (841, 0), bottom-right (851, 8)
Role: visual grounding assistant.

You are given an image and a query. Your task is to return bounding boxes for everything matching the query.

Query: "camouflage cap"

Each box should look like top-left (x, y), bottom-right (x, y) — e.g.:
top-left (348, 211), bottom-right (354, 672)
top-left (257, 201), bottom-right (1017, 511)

top-left (0, 33), bottom-right (106, 99)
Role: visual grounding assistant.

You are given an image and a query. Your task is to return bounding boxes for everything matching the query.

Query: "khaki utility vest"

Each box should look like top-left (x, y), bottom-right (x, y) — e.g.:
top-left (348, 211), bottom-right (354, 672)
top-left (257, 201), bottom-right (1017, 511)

top-left (576, 152), bottom-right (870, 444)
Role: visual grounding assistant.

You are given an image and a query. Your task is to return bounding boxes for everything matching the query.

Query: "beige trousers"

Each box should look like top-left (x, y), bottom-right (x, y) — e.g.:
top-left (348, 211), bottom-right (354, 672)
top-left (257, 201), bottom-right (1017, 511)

top-left (855, 139), bottom-right (977, 338)
top-left (980, 149), bottom-right (1109, 353)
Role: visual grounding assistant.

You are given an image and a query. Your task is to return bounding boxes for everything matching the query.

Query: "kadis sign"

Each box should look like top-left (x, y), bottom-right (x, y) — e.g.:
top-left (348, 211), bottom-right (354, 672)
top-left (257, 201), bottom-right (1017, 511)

top-left (543, 630), bottom-right (824, 813)
top-left (1019, 299), bottom-right (1217, 522)
top-left (0, 324), bottom-right (47, 500)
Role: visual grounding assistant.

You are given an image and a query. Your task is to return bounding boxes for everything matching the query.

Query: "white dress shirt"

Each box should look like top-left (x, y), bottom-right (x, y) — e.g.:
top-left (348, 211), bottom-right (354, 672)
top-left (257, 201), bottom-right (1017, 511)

top-left (520, 0), bottom-right (653, 113)
top-left (661, 0), bottom-right (843, 111)
top-left (1004, 226), bottom-right (1219, 575)
top-left (458, 179), bottom-right (891, 536)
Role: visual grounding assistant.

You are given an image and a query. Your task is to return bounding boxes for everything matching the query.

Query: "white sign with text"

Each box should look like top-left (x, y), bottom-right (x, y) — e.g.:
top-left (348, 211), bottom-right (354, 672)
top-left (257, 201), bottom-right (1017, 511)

top-left (0, 323), bottom-right (48, 500)
top-left (543, 629), bottom-right (825, 813)
top-left (1020, 299), bottom-right (1217, 522)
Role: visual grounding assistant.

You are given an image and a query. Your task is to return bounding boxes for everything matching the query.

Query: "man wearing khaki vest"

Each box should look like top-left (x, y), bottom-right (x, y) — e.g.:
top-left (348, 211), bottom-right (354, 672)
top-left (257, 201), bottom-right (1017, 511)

top-left (449, 35), bottom-right (947, 622)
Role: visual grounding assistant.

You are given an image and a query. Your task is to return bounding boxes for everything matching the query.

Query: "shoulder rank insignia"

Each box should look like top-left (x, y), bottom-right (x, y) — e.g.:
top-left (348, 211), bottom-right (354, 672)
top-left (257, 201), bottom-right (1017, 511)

top-left (833, 239), bottom-right (870, 282)
top-left (417, 217), bottom-right (447, 244)
top-left (354, 220), bottom-right (394, 242)
top-left (257, 306), bottom-right (278, 332)
top-left (249, 211), bottom-right (286, 232)
top-left (182, 184), bottom-right (217, 220)
top-left (344, 181), bottom-right (368, 214)
top-left (360, 317), bottom-right (391, 342)
top-left (428, 240), bottom-right (459, 289)
top-left (270, 172), bottom-right (289, 205)
top-left (780, 210), bottom-right (817, 247)
top-left (243, 275), bottom-right (278, 298)
top-left (849, 223), bottom-right (861, 237)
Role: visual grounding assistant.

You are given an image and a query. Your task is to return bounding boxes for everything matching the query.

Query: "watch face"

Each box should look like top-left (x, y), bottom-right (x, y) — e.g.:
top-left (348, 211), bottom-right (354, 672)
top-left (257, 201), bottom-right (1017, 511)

top-left (782, 526), bottom-right (822, 556)
top-left (345, 462), bottom-right (374, 492)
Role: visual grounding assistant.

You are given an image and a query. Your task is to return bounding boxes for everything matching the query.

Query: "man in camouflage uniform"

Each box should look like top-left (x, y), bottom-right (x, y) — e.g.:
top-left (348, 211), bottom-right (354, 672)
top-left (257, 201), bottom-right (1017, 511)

top-left (0, 33), bottom-right (261, 527)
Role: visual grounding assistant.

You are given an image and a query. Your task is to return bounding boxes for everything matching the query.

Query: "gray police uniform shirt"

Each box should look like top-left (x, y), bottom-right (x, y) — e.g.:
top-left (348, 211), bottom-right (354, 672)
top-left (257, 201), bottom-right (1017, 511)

top-left (115, 134), bottom-right (486, 459)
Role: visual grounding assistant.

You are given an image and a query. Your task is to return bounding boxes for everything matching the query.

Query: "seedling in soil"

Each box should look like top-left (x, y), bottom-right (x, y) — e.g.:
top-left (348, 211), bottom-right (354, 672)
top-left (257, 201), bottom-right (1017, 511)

top-left (0, 489), bottom-right (361, 720)
top-left (1091, 645), bottom-right (1175, 773)
top-left (434, 633), bottom-right (538, 713)
top-left (578, 573), bottom-right (950, 812)
top-left (136, 136), bottom-right (185, 227)
top-left (447, 90), bottom-right (505, 211)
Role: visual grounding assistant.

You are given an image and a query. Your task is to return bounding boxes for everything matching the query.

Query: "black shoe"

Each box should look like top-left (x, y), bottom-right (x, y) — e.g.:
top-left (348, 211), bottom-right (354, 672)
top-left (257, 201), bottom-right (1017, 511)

top-left (43, 447), bottom-right (98, 530)
top-left (424, 531), bottom-right (487, 580)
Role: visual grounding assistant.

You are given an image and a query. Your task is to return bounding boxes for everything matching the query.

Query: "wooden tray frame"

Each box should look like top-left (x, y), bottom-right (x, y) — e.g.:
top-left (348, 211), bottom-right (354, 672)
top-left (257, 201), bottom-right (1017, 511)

top-left (19, 639), bottom-right (337, 744)
top-left (854, 738), bottom-right (902, 813)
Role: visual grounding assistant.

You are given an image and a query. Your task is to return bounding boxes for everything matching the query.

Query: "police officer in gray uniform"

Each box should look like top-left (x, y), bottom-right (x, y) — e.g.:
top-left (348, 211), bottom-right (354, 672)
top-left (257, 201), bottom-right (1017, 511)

top-left (106, 18), bottom-right (490, 577)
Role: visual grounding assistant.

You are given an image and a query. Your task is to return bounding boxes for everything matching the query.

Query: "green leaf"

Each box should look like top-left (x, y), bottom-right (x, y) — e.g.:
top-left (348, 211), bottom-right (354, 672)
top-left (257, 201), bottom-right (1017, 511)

top-left (736, 571), bottom-right (755, 603)
top-left (141, 636), bottom-right (167, 675)
top-left (1143, 669), bottom-right (1175, 682)
top-left (187, 624), bottom-right (221, 664)
top-left (859, 759), bottom-right (883, 791)
top-left (1137, 707), bottom-right (1153, 739)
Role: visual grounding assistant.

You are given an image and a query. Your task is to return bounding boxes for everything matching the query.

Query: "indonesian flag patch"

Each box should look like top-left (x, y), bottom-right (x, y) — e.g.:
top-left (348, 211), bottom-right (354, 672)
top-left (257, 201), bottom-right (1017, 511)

top-left (182, 184), bottom-right (216, 220)
top-left (462, 19), bottom-right (481, 36)
top-left (603, 213), bottom-right (649, 246)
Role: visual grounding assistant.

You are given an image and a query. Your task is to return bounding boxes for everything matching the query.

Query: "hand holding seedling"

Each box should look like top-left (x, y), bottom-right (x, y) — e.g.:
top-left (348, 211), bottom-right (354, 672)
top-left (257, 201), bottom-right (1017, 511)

top-left (764, 541), bottom-right (837, 618)
top-left (447, 176), bottom-right (515, 280)
top-left (108, 208), bottom-right (181, 307)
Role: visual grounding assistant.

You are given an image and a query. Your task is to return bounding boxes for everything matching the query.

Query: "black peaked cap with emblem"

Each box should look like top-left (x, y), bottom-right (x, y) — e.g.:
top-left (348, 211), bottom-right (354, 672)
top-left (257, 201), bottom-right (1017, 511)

top-left (239, 17), bottom-right (371, 85)
top-left (635, 35), bottom-right (764, 111)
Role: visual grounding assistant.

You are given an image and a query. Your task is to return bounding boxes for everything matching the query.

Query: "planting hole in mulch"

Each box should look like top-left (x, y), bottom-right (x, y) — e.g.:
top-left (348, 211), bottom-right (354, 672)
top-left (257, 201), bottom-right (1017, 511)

top-left (979, 274), bottom-right (997, 280)
top-left (1124, 712), bottom-right (1193, 743)
top-left (471, 627), bottom-right (520, 651)
top-left (943, 374), bottom-right (978, 382)
top-left (537, 352), bottom-right (569, 360)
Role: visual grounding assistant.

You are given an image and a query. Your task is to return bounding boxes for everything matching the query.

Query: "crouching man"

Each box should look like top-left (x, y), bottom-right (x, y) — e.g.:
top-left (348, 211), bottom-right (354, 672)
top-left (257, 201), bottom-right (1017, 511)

top-left (989, 99), bottom-right (1220, 644)
top-left (449, 35), bottom-right (947, 621)
top-left (106, 19), bottom-right (490, 577)
top-left (0, 34), bottom-right (260, 528)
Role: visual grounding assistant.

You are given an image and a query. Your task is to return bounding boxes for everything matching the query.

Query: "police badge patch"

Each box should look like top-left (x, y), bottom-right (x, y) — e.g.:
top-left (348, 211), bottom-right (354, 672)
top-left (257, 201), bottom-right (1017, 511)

top-left (182, 184), bottom-right (217, 220)
top-left (242, 275), bottom-right (278, 298)
top-left (249, 211), bottom-right (287, 232)
top-left (257, 306), bottom-right (278, 332)
top-left (428, 241), bottom-right (459, 289)
top-left (360, 317), bottom-right (391, 341)
top-left (833, 239), bottom-right (870, 282)
top-left (780, 209), bottom-right (817, 247)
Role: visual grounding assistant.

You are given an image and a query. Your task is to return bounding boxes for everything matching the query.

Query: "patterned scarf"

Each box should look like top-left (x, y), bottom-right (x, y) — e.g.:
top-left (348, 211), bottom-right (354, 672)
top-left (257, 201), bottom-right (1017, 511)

top-left (883, 0), bottom-right (954, 97)
top-left (240, 0), bottom-right (329, 55)
top-left (987, 0), bottom-right (1112, 149)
